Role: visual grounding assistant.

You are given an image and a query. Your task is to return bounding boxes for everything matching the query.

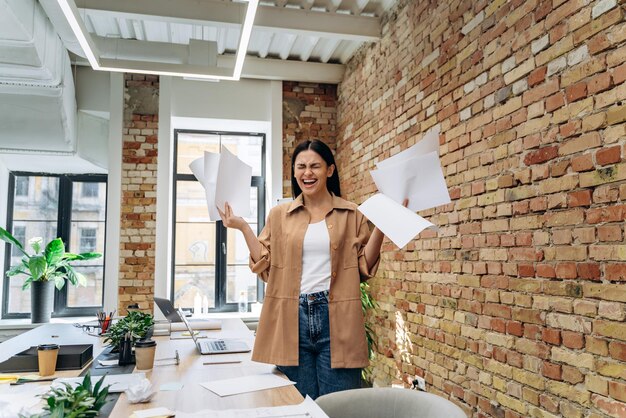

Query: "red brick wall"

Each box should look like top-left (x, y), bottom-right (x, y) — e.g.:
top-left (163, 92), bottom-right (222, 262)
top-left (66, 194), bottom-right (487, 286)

top-left (336, 0), bottom-right (626, 416)
top-left (283, 81), bottom-right (337, 197)
top-left (119, 74), bottom-right (159, 315)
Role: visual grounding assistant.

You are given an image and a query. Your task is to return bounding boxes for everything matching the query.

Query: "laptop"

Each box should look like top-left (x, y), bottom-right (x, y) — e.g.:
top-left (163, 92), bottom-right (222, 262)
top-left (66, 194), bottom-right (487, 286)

top-left (178, 308), bottom-right (251, 355)
top-left (154, 297), bottom-right (221, 330)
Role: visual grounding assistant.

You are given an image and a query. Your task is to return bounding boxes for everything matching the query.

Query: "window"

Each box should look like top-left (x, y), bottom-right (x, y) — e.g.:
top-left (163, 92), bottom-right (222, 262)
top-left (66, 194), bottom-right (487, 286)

top-left (2, 174), bottom-right (107, 318)
top-left (172, 130), bottom-right (265, 312)
top-left (79, 228), bottom-right (97, 253)
top-left (15, 176), bottom-right (29, 197)
top-left (81, 183), bottom-right (99, 198)
top-left (11, 226), bottom-right (25, 257)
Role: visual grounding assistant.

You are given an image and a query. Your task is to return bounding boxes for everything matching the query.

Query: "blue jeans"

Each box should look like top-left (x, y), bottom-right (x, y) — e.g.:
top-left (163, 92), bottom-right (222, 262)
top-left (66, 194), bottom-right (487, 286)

top-left (277, 290), bottom-right (361, 399)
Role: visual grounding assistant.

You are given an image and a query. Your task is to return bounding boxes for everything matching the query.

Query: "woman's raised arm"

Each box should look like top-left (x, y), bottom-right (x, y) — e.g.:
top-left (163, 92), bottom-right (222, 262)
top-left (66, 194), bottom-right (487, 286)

top-left (217, 202), bottom-right (262, 262)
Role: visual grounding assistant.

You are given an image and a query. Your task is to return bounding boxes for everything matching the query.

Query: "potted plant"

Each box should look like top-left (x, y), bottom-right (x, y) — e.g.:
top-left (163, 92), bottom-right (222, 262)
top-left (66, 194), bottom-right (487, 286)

top-left (361, 281), bottom-right (378, 383)
top-left (0, 227), bottom-right (102, 323)
top-left (103, 310), bottom-right (155, 355)
top-left (29, 373), bottom-right (110, 418)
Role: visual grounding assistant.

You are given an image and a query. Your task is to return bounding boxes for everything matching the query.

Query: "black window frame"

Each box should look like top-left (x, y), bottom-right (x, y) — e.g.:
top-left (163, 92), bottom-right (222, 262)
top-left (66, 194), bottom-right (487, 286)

top-left (171, 129), bottom-right (266, 312)
top-left (2, 173), bottom-right (108, 319)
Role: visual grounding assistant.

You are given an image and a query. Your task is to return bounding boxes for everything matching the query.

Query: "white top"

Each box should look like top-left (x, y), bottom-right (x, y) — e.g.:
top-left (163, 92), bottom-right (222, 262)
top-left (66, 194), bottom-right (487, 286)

top-left (300, 219), bottom-right (332, 294)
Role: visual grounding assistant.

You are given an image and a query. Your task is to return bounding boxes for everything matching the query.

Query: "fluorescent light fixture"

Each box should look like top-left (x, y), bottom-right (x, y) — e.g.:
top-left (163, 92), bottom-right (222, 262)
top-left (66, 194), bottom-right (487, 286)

top-left (57, 0), bottom-right (259, 80)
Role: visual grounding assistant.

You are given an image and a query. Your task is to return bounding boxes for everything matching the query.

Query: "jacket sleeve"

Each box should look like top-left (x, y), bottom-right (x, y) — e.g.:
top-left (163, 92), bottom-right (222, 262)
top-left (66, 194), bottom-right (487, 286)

top-left (356, 212), bottom-right (380, 282)
top-left (249, 209), bottom-right (272, 283)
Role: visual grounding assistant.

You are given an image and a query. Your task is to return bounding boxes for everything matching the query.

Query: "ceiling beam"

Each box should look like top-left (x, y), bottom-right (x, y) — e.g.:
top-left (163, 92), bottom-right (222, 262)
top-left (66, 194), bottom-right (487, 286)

top-left (75, 37), bottom-right (345, 83)
top-left (77, 0), bottom-right (380, 42)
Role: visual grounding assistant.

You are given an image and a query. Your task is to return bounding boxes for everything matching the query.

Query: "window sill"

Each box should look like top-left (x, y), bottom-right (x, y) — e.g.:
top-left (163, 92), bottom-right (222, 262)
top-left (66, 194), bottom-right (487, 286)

top-left (0, 316), bottom-right (94, 330)
top-left (0, 312), bottom-right (261, 331)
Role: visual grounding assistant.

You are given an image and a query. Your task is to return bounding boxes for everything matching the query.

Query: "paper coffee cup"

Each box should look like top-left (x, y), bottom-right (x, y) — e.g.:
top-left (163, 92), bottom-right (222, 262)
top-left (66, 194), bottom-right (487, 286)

top-left (134, 339), bottom-right (157, 371)
top-left (37, 344), bottom-right (59, 377)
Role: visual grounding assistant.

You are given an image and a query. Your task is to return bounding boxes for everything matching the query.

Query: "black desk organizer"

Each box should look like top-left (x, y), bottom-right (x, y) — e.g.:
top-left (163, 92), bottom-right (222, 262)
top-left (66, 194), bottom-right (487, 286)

top-left (0, 344), bottom-right (93, 373)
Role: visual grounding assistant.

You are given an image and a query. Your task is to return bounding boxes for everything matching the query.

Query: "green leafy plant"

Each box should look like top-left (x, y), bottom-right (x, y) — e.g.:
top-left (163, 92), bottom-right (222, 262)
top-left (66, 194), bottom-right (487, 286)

top-left (103, 310), bottom-right (155, 348)
top-left (0, 227), bottom-right (102, 290)
top-left (360, 281), bottom-right (378, 382)
top-left (31, 373), bottom-right (110, 418)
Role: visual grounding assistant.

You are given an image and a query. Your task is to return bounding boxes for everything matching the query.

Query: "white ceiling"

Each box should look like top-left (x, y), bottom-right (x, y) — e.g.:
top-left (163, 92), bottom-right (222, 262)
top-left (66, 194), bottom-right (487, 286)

top-left (64, 0), bottom-right (397, 82)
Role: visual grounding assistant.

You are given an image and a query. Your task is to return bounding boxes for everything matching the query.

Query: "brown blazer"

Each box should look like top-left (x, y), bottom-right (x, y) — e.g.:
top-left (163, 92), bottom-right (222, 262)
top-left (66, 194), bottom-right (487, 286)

top-left (249, 194), bottom-right (380, 368)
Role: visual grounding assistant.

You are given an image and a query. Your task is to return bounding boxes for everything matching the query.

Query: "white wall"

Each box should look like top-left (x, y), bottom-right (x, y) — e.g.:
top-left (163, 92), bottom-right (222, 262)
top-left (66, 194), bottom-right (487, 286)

top-left (0, 158), bottom-right (8, 309)
top-left (154, 77), bottom-right (283, 302)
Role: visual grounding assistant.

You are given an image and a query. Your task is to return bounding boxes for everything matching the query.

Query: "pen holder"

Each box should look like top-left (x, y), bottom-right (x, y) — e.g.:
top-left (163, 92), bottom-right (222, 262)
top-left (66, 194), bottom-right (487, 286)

top-left (118, 339), bottom-right (135, 366)
top-left (98, 318), bottom-right (111, 335)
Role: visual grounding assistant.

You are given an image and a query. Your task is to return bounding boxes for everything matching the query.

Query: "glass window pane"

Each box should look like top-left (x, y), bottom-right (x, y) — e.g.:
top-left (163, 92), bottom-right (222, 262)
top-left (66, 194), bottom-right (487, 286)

top-left (222, 135), bottom-right (263, 176)
top-left (69, 222), bottom-right (105, 255)
top-left (8, 277), bottom-right (30, 313)
top-left (242, 186), bottom-right (258, 223)
top-left (13, 177), bottom-right (59, 221)
top-left (176, 133), bottom-right (220, 175)
top-left (67, 266), bottom-right (103, 307)
top-left (176, 181), bottom-right (212, 222)
top-left (72, 182), bottom-right (106, 221)
top-left (226, 225), bottom-right (257, 265)
top-left (226, 266), bottom-right (257, 304)
top-left (173, 266), bottom-right (216, 309)
top-left (175, 224), bottom-right (216, 265)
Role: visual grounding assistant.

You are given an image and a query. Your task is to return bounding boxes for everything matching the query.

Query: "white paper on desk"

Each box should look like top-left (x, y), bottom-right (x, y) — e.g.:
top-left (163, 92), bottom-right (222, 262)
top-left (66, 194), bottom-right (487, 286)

top-left (376, 126), bottom-right (440, 170)
top-left (53, 373), bottom-right (145, 393)
top-left (190, 151), bottom-right (221, 221)
top-left (199, 373), bottom-right (295, 397)
top-left (176, 395), bottom-right (329, 418)
top-left (215, 146), bottom-right (252, 218)
top-left (0, 385), bottom-right (47, 417)
top-left (370, 151), bottom-right (450, 213)
top-left (358, 194), bottom-right (435, 249)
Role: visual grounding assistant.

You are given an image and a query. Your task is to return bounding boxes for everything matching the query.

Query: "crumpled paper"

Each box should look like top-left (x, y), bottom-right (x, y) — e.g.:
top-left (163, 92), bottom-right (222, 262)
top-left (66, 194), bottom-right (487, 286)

top-left (125, 377), bottom-right (156, 403)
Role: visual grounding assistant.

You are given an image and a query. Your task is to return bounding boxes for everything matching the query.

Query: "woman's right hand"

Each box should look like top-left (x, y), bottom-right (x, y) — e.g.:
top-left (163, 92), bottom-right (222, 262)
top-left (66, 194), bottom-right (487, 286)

top-left (216, 202), bottom-right (247, 231)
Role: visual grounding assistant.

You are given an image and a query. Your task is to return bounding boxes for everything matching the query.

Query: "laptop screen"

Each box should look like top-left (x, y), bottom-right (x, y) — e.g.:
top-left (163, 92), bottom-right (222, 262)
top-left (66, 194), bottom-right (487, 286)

top-left (177, 308), bottom-right (200, 345)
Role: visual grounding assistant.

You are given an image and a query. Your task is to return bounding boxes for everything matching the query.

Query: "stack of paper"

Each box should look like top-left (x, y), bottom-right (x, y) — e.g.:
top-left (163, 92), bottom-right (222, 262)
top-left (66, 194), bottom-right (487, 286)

top-left (199, 373), bottom-right (295, 397)
top-left (189, 146), bottom-right (252, 221)
top-left (176, 395), bottom-right (328, 418)
top-left (358, 127), bottom-right (451, 249)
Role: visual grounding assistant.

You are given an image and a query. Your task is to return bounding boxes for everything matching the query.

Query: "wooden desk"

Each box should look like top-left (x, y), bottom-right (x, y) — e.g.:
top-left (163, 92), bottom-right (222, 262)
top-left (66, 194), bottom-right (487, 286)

top-left (110, 318), bottom-right (303, 416)
top-left (0, 320), bottom-right (303, 416)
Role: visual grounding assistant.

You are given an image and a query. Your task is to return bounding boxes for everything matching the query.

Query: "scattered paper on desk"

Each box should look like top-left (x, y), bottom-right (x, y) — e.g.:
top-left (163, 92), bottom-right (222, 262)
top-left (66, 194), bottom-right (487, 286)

top-left (53, 373), bottom-right (145, 393)
top-left (358, 194), bottom-right (436, 249)
top-left (190, 146), bottom-right (252, 221)
top-left (160, 381), bottom-right (184, 391)
top-left (176, 395), bottom-right (329, 418)
top-left (132, 407), bottom-right (175, 418)
top-left (98, 359), bottom-right (118, 366)
top-left (199, 373), bottom-right (295, 397)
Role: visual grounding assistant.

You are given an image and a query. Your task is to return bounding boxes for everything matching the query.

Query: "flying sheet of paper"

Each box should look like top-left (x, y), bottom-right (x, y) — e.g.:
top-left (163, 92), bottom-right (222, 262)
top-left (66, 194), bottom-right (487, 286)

top-left (358, 194), bottom-right (435, 249)
top-left (189, 147), bottom-right (252, 221)
top-left (53, 373), bottom-right (146, 393)
top-left (215, 146), bottom-right (252, 218)
top-left (176, 395), bottom-right (329, 418)
top-left (375, 126), bottom-right (440, 170)
top-left (199, 373), bottom-right (295, 397)
top-left (189, 151), bottom-right (221, 221)
top-left (370, 151), bottom-right (451, 212)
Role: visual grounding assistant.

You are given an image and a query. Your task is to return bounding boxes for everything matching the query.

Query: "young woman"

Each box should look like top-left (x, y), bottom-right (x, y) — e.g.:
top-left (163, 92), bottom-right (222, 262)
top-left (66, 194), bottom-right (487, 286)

top-left (217, 140), bottom-right (387, 399)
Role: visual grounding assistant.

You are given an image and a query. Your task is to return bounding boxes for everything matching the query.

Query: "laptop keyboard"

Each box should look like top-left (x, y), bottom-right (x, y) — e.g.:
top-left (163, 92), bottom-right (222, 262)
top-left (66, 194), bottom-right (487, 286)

top-left (200, 339), bottom-right (226, 352)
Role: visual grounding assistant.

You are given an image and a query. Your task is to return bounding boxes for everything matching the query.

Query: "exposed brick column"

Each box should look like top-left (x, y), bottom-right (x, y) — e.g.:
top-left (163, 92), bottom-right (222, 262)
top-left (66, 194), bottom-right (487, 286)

top-left (336, 0), bottom-right (626, 416)
top-left (283, 81), bottom-right (337, 197)
top-left (119, 74), bottom-right (159, 315)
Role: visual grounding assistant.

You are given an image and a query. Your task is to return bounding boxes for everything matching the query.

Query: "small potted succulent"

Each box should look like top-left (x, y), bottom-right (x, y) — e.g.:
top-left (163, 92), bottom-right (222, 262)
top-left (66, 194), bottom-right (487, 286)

top-left (0, 227), bottom-right (102, 323)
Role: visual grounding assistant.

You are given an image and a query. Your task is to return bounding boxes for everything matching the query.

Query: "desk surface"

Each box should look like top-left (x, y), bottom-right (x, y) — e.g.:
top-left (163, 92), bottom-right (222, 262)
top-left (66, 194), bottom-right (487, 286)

top-left (1, 320), bottom-right (303, 416)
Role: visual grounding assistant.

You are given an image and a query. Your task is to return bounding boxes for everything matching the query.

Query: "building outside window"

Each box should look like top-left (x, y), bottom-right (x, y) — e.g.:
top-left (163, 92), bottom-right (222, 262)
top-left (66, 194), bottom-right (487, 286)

top-left (172, 130), bottom-right (265, 312)
top-left (79, 228), bottom-right (97, 253)
top-left (2, 174), bottom-right (107, 318)
top-left (81, 182), bottom-right (99, 198)
top-left (15, 176), bottom-right (29, 197)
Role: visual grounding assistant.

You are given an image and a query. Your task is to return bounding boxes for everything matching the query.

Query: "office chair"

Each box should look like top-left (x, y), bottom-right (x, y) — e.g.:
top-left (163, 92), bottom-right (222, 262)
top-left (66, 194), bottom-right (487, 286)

top-left (316, 387), bottom-right (467, 418)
